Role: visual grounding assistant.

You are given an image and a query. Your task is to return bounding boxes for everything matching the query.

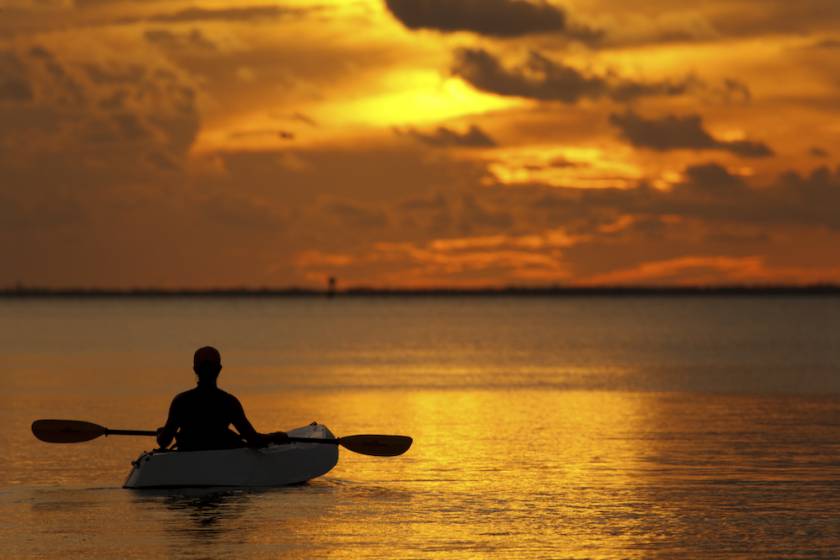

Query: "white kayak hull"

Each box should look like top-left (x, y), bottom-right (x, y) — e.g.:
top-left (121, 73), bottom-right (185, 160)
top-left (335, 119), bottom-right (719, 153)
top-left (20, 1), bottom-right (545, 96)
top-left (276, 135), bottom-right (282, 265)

top-left (123, 423), bottom-right (338, 488)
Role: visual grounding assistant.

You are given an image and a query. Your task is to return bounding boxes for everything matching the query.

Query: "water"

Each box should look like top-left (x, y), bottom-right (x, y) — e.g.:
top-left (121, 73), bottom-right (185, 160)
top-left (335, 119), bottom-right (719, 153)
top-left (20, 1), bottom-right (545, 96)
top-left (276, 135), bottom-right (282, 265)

top-left (0, 296), bottom-right (838, 558)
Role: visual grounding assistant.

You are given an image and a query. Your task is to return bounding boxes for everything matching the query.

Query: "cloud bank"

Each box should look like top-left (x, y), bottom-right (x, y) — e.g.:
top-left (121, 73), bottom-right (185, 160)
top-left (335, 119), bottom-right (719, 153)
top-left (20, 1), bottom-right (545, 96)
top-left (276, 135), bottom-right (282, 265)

top-left (609, 112), bottom-right (774, 158)
top-left (400, 125), bottom-right (497, 148)
top-left (384, 0), bottom-right (600, 41)
top-left (452, 48), bottom-right (687, 103)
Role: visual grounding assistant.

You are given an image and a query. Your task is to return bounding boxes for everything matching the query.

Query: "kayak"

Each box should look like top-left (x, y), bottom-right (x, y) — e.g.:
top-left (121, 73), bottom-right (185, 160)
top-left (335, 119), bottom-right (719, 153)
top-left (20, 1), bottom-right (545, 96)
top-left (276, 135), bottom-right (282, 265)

top-left (123, 422), bottom-right (338, 489)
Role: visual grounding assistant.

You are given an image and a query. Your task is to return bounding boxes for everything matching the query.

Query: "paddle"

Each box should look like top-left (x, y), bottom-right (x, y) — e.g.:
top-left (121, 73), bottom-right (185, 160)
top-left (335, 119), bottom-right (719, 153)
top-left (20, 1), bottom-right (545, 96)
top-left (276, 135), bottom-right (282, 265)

top-left (31, 419), bottom-right (155, 442)
top-left (31, 419), bottom-right (412, 457)
top-left (287, 435), bottom-right (413, 457)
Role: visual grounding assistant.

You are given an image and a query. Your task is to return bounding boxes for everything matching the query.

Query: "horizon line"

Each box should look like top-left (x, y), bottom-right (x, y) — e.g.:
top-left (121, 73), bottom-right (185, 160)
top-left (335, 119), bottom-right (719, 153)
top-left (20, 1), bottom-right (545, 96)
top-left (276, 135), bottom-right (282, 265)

top-left (2, 284), bottom-right (840, 298)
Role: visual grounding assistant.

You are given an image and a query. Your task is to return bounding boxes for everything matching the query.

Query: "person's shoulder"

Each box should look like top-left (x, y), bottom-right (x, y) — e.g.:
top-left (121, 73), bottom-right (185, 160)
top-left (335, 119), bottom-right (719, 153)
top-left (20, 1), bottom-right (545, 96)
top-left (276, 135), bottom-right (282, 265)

top-left (215, 387), bottom-right (244, 408)
top-left (216, 387), bottom-right (241, 402)
top-left (172, 387), bottom-right (200, 402)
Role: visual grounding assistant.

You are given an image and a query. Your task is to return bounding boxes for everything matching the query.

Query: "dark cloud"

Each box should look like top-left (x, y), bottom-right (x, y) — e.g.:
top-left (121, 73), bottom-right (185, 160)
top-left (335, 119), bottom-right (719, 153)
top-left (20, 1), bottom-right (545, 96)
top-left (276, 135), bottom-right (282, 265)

top-left (452, 48), bottom-right (604, 103)
top-left (609, 111), bottom-right (774, 158)
top-left (141, 6), bottom-right (294, 24)
top-left (399, 192), bottom-right (446, 210)
top-left (297, 162), bottom-right (840, 284)
top-left (397, 192), bottom-right (453, 234)
top-left (27, 46), bottom-right (86, 104)
top-left (291, 112), bottom-right (318, 127)
top-left (144, 29), bottom-right (216, 50)
top-left (609, 79), bottom-right (689, 102)
top-left (198, 189), bottom-right (287, 230)
top-left (0, 76), bottom-right (33, 101)
top-left (687, 164), bottom-right (840, 231)
top-left (809, 38), bottom-right (840, 49)
top-left (531, 162), bottom-right (840, 232)
top-left (767, 166), bottom-right (840, 229)
top-left (723, 139), bottom-right (775, 158)
top-left (721, 78), bottom-right (751, 103)
top-left (458, 193), bottom-right (513, 232)
top-left (452, 48), bottom-right (687, 103)
top-left (681, 162), bottom-right (745, 190)
top-left (0, 46), bottom-right (198, 179)
top-left (384, 0), bottom-right (601, 41)
top-left (323, 200), bottom-right (389, 229)
top-left (586, 2), bottom-right (840, 49)
top-left (809, 146), bottom-right (829, 158)
top-left (401, 125), bottom-right (496, 148)
top-left (714, 1), bottom-right (840, 40)
top-left (0, 51), bottom-right (33, 102)
top-left (83, 62), bottom-right (145, 84)
top-left (228, 129), bottom-right (296, 141)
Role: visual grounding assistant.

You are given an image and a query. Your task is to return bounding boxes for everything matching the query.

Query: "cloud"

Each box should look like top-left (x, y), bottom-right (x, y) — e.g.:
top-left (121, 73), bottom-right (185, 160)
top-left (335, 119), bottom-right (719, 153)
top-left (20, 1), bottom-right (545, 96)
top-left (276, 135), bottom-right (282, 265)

top-left (384, 0), bottom-right (600, 41)
top-left (579, 255), bottom-right (767, 286)
top-left (140, 5), bottom-right (295, 24)
top-left (680, 162), bottom-right (746, 192)
top-left (291, 158), bottom-right (840, 287)
top-left (809, 38), bottom-right (840, 49)
top-left (459, 193), bottom-right (513, 231)
top-left (592, 11), bottom-right (720, 47)
top-left (579, 3), bottom-right (840, 49)
top-left (144, 29), bottom-right (216, 50)
top-left (0, 45), bottom-right (198, 178)
top-left (293, 236), bottom-right (571, 287)
top-left (723, 139), bottom-right (775, 158)
top-left (228, 128), bottom-right (296, 141)
top-left (765, 166), bottom-right (840, 229)
top-left (401, 124), bottom-right (496, 148)
top-left (720, 78), bottom-right (751, 103)
top-left (609, 111), bottom-right (773, 158)
top-left (0, 51), bottom-right (34, 101)
top-left (322, 200), bottom-right (389, 229)
top-left (809, 146), bottom-right (829, 158)
top-left (452, 48), bottom-right (687, 103)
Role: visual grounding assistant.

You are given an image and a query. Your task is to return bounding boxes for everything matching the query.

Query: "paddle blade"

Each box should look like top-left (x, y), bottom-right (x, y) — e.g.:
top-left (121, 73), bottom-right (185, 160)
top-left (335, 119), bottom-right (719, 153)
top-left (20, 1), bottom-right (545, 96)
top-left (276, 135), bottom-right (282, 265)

top-left (32, 419), bottom-right (107, 443)
top-left (338, 434), bottom-right (413, 457)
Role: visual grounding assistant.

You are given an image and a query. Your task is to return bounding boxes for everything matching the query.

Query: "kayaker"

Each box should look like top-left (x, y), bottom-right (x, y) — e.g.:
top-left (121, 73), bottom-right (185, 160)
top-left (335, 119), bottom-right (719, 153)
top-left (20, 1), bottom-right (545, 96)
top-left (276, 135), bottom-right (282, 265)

top-left (156, 346), bottom-right (288, 451)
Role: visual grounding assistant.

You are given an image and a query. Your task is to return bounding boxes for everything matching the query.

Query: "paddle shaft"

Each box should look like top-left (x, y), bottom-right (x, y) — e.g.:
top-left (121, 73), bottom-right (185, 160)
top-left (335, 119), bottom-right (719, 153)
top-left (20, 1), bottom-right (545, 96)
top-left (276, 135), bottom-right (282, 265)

top-left (107, 429), bottom-right (157, 437)
top-left (99, 432), bottom-right (336, 444)
top-left (32, 419), bottom-right (412, 456)
top-left (287, 436), bottom-right (338, 444)
top-left (104, 432), bottom-right (336, 442)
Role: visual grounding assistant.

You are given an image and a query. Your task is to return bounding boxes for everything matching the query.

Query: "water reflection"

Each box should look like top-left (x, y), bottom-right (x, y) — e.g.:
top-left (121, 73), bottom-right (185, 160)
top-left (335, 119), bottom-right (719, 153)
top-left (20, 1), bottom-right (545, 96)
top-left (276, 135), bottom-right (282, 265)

top-left (127, 483), bottom-right (349, 556)
top-left (131, 487), bottom-right (255, 551)
top-left (2, 387), bottom-right (839, 558)
top-left (160, 489), bottom-right (247, 528)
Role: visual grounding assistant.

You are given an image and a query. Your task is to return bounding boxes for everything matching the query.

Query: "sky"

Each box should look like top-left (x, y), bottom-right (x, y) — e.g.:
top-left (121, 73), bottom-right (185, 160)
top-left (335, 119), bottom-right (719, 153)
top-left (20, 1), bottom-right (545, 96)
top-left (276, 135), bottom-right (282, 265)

top-left (1, 0), bottom-right (839, 288)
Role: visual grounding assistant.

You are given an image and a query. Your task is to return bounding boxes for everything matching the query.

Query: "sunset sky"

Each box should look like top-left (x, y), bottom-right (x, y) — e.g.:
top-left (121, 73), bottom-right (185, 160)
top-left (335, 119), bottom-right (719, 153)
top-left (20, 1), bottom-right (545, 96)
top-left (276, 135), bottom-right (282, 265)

top-left (2, 0), bottom-right (839, 288)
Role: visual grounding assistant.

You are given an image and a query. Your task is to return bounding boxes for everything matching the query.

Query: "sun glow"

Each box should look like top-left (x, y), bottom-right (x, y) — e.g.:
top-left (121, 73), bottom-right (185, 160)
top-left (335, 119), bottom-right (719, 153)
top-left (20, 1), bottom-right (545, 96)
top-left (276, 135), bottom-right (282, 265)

top-left (318, 73), bottom-right (522, 128)
top-left (192, 73), bottom-right (520, 153)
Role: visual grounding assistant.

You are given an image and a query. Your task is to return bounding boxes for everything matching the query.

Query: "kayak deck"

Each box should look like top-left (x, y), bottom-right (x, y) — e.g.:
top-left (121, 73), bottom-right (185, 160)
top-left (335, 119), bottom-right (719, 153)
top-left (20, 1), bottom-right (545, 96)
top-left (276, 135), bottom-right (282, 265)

top-left (123, 423), bottom-right (338, 489)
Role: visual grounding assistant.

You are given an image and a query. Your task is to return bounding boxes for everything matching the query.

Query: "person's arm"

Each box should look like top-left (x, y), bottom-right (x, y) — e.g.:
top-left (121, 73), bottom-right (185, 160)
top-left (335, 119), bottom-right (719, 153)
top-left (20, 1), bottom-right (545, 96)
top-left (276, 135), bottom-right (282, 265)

top-left (230, 397), bottom-right (288, 446)
top-left (156, 397), bottom-right (180, 449)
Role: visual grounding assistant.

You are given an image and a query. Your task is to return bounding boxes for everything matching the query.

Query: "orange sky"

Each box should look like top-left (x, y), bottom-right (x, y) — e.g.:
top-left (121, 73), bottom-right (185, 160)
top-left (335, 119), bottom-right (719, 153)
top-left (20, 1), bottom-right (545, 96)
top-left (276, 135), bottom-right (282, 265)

top-left (2, 0), bottom-right (839, 288)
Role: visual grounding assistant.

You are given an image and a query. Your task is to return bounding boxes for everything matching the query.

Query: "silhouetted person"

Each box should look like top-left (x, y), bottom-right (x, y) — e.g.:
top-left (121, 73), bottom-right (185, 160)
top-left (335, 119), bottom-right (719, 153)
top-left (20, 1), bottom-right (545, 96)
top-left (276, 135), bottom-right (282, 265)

top-left (156, 346), bottom-right (288, 451)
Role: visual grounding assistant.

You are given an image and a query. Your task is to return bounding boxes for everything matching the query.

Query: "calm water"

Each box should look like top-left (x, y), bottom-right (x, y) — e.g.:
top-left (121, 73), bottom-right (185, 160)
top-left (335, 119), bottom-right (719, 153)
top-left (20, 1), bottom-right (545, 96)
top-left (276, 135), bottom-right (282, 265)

top-left (0, 296), bottom-right (839, 558)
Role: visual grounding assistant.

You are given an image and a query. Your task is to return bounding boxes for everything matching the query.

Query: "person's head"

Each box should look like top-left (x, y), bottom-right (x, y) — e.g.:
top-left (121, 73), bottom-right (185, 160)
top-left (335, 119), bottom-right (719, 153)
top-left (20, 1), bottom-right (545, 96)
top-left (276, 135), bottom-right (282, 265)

top-left (193, 346), bottom-right (222, 383)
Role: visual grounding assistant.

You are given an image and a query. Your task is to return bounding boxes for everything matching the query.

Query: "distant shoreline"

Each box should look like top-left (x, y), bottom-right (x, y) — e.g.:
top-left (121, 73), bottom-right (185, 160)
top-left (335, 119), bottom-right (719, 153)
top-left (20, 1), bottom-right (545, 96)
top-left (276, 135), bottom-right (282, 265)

top-left (2, 285), bottom-right (839, 298)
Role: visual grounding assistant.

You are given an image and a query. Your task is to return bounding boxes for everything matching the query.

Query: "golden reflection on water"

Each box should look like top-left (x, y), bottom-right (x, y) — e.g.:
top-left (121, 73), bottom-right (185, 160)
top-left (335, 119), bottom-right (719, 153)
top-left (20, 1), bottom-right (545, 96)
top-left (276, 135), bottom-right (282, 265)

top-left (3, 388), bottom-right (840, 558)
top-left (2, 297), bottom-right (839, 557)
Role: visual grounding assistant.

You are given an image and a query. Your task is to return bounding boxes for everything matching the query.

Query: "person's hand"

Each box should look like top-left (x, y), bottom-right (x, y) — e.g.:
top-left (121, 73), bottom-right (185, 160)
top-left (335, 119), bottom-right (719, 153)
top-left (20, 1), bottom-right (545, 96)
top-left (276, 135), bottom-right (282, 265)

top-left (270, 431), bottom-right (290, 444)
top-left (156, 427), bottom-right (171, 449)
